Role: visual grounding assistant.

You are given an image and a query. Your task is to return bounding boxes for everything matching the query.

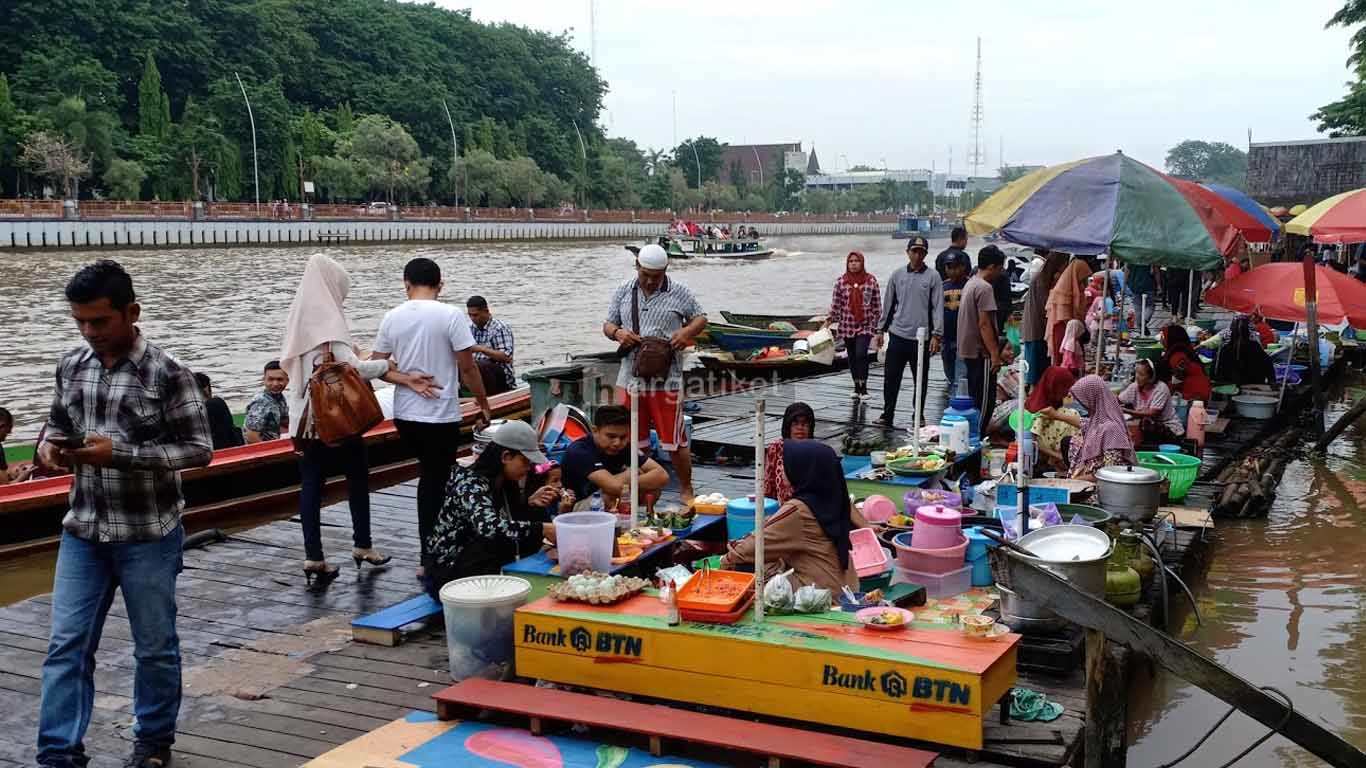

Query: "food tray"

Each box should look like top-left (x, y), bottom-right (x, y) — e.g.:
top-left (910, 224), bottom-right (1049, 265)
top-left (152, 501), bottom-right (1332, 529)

top-left (691, 502), bottom-right (726, 515)
top-left (887, 455), bottom-right (948, 477)
top-left (676, 569), bottom-right (756, 613)
top-left (680, 590), bottom-right (755, 624)
top-left (546, 573), bottom-right (651, 605)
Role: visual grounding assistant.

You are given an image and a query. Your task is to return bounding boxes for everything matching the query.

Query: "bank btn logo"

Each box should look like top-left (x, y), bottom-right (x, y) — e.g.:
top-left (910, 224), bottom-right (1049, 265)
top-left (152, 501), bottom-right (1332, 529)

top-left (569, 626), bottom-right (592, 653)
top-left (821, 663), bottom-right (970, 706)
top-left (521, 622), bottom-right (644, 659)
top-left (880, 670), bottom-right (909, 699)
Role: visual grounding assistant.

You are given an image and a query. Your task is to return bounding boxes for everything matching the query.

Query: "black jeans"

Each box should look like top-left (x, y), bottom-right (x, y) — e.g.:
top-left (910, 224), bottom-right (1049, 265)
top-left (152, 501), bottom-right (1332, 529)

top-left (297, 437), bottom-right (371, 562)
top-left (882, 333), bottom-right (931, 420)
top-left (846, 334), bottom-right (872, 385)
top-left (395, 419), bottom-right (466, 561)
top-left (964, 357), bottom-right (997, 436)
top-left (475, 358), bottom-right (512, 396)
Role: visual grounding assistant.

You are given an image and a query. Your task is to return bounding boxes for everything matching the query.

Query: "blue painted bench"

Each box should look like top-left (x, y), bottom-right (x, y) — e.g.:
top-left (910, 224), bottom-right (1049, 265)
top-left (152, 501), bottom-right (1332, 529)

top-left (351, 593), bottom-right (443, 646)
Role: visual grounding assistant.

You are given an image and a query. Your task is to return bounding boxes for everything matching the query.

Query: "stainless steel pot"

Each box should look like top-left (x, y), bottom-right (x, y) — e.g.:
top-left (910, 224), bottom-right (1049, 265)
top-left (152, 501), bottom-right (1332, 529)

top-left (996, 583), bottom-right (1066, 634)
top-left (1095, 464), bottom-right (1163, 523)
top-left (1002, 525), bottom-right (1113, 632)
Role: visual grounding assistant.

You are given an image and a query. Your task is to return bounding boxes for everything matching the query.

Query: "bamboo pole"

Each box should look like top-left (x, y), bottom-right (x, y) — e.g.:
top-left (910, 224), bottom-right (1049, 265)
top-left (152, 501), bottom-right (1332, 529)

top-left (753, 397), bottom-right (766, 623)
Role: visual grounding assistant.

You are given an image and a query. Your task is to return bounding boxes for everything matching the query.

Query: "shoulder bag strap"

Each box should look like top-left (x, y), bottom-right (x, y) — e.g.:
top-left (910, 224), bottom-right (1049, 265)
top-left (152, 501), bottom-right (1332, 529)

top-left (631, 278), bottom-right (642, 335)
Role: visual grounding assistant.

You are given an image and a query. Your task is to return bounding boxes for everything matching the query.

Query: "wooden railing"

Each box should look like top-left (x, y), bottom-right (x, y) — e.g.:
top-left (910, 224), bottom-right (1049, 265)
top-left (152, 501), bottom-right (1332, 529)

top-left (0, 199), bottom-right (902, 225)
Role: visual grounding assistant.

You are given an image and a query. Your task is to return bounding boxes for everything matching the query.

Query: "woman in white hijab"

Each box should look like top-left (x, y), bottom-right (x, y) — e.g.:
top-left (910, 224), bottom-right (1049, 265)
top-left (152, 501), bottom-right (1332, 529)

top-left (281, 254), bottom-right (437, 587)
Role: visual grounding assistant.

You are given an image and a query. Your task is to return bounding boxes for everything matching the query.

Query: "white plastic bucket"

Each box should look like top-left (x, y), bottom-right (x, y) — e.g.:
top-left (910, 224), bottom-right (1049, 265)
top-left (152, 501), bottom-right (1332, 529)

top-left (439, 575), bottom-right (532, 681)
top-left (552, 512), bottom-right (616, 575)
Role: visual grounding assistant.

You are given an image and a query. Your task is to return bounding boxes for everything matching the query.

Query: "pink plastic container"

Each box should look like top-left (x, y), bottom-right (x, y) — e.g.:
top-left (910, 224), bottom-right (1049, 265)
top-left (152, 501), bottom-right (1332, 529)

top-left (849, 528), bottom-right (891, 578)
top-left (892, 531), bottom-right (969, 575)
top-left (911, 504), bottom-right (962, 550)
top-left (861, 495), bottom-right (897, 524)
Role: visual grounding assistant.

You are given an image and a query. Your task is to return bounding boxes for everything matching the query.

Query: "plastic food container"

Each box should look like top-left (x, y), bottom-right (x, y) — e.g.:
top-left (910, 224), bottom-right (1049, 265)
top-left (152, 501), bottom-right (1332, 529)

top-left (725, 495), bottom-right (779, 540)
top-left (1232, 395), bottom-right (1277, 420)
top-left (911, 504), bottom-right (962, 549)
top-left (892, 531), bottom-right (969, 575)
top-left (439, 575), bottom-right (532, 680)
top-left (893, 563), bottom-right (972, 599)
top-left (861, 494), bottom-right (897, 523)
top-left (552, 512), bottom-right (616, 575)
top-left (676, 569), bottom-right (755, 613)
top-left (850, 528), bottom-right (891, 578)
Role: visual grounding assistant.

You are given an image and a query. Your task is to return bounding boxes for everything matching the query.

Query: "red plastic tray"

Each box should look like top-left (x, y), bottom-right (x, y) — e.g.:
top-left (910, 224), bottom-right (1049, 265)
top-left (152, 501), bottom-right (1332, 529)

top-left (679, 589), bottom-right (755, 624)
top-left (676, 569), bottom-right (756, 613)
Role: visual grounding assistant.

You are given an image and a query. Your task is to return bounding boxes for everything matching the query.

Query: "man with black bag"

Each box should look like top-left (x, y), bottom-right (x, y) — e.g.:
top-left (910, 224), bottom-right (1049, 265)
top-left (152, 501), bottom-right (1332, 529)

top-left (602, 244), bottom-right (706, 504)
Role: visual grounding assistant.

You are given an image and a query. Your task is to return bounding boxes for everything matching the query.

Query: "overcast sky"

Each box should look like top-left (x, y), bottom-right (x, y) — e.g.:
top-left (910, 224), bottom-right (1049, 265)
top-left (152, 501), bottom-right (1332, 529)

top-left (438, 1), bottom-right (1356, 174)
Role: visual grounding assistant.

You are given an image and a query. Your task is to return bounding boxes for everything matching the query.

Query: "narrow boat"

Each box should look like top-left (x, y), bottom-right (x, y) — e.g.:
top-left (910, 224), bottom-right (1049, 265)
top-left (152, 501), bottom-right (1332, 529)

top-left (892, 213), bottom-right (959, 240)
top-left (698, 353), bottom-right (843, 381)
top-left (718, 311), bottom-right (825, 331)
top-left (625, 235), bottom-right (773, 260)
top-left (0, 388), bottom-right (532, 557)
top-left (707, 327), bottom-right (802, 353)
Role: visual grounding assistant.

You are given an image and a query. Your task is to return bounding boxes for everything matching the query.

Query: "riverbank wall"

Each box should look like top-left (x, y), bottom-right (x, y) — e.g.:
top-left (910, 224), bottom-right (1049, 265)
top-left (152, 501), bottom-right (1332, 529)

top-left (0, 217), bottom-right (892, 250)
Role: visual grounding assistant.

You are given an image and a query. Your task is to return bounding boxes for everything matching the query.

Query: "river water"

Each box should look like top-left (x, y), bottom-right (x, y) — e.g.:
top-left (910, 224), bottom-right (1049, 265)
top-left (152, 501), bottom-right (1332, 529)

top-left (2, 236), bottom-right (1364, 763)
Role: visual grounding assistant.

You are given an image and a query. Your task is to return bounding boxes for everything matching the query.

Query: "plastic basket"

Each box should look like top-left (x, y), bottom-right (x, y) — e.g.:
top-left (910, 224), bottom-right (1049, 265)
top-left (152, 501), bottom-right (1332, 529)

top-left (1137, 450), bottom-right (1201, 501)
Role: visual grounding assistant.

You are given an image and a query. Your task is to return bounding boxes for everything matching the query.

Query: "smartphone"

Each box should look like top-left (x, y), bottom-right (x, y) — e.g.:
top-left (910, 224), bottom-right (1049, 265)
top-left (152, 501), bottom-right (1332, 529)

top-left (47, 434), bottom-right (86, 450)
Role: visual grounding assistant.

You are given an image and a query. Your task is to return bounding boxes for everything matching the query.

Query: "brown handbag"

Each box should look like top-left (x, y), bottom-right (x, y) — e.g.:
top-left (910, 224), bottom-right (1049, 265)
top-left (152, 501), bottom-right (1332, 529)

top-left (306, 346), bottom-right (384, 446)
top-left (628, 280), bottom-right (675, 381)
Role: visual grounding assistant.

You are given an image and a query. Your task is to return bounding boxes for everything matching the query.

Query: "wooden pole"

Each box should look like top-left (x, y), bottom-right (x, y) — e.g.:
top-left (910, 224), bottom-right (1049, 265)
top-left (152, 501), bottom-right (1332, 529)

top-left (1303, 254), bottom-right (1325, 433)
top-left (1316, 395), bottom-right (1366, 452)
top-left (753, 397), bottom-right (766, 623)
top-left (1084, 630), bottom-right (1128, 767)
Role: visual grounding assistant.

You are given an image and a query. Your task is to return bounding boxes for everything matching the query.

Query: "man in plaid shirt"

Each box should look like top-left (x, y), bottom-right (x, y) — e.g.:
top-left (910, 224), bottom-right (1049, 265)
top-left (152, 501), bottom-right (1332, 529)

top-left (466, 295), bottom-right (516, 395)
top-left (35, 260), bottom-right (212, 768)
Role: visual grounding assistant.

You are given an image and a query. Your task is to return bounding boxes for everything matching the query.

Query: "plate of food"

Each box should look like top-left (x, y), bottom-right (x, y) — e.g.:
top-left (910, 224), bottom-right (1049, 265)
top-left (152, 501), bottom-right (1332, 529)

top-left (883, 513), bottom-right (914, 531)
top-left (887, 454), bottom-right (948, 477)
top-left (855, 606), bottom-right (915, 630)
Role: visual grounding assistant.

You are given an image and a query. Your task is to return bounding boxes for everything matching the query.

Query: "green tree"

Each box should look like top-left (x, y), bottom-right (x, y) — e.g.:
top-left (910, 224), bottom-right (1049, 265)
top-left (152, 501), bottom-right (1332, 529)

top-left (502, 155), bottom-right (546, 207)
top-left (137, 54), bottom-right (171, 140)
top-left (348, 115), bottom-right (430, 202)
top-left (103, 158), bottom-right (146, 199)
top-left (642, 169), bottom-right (672, 210)
top-left (771, 168), bottom-right (806, 212)
top-left (1165, 140), bottom-right (1247, 189)
top-left (672, 137), bottom-right (725, 188)
top-left (455, 148), bottom-right (508, 207)
top-left (43, 97), bottom-right (114, 196)
top-left (998, 165), bottom-right (1032, 183)
top-left (802, 188), bottom-right (837, 214)
top-left (0, 74), bottom-right (20, 195)
top-left (1314, 2), bottom-right (1366, 135)
top-left (20, 131), bottom-right (90, 198)
top-left (170, 96), bottom-right (228, 200)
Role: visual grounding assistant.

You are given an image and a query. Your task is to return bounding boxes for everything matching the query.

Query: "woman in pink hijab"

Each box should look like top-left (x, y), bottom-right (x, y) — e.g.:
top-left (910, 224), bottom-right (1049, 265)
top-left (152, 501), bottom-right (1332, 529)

top-left (1060, 375), bottom-right (1135, 480)
top-left (280, 254), bottom-right (437, 588)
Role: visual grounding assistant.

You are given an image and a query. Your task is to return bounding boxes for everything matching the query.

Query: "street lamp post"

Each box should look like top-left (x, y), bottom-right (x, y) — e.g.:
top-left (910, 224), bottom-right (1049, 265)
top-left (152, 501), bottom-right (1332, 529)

top-left (442, 99), bottom-right (459, 203)
top-left (751, 146), bottom-right (764, 187)
top-left (234, 72), bottom-right (260, 217)
top-left (572, 119), bottom-right (588, 208)
top-left (688, 141), bottom-right (702, 189)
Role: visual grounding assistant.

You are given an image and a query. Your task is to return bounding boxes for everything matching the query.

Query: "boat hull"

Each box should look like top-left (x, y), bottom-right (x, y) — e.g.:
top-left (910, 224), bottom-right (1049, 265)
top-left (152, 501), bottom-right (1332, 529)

top-left (718, 311), bottom-right (824, 331)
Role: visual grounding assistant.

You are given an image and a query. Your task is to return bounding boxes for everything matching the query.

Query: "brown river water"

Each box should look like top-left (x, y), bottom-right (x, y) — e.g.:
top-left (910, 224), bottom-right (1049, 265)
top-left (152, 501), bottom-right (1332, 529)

top-left (2, 235), bottom-right (1364, 763)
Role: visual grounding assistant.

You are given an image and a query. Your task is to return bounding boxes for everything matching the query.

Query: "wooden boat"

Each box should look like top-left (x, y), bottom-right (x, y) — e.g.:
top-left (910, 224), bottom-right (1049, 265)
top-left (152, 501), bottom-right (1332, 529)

top-left (892, 213), bottom-right (959, 240)
top-left (719, 311), bottom-right (825, 331)
top-left (0, 388), bottom-right (531, 557)
top-left (707, 327), bottom-right (803, 353)
top-left (698, 353), bottom-right (843, 381)
top-left (625, 235), bottom-right (773, 260)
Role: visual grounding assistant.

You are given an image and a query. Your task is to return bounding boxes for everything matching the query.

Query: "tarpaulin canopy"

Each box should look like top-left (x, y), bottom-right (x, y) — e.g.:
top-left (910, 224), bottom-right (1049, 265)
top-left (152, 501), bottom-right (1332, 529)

top-left (1204, 262), bottom-right (1366, 326)
top-left (1284, 188), bottom-right (1366, 244)
top-left (1200, 182), bottom-right (1281, 240)
top-left (965, 152), bottom-right (1226, 270)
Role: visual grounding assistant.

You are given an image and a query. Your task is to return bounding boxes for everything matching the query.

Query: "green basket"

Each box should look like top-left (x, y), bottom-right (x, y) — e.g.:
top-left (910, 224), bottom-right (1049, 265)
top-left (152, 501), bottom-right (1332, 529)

top-left (1137, 450), bottom-right (1201, 501)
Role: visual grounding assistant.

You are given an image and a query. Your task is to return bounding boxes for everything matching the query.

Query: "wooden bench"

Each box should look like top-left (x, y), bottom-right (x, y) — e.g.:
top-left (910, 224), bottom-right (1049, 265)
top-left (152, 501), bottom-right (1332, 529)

top-left (433, 678), bottom-right (938, 768)
top-left (351, 594), bottom-right (442, 646)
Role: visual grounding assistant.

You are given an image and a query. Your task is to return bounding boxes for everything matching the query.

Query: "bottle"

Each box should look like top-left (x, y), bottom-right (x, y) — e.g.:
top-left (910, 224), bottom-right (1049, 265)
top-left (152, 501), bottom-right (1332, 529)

top-left (589, 492), bottom-right (604, 513)
top-left (663, 580), bottom-right (680, 626)
top-left (1186, 400), bottom-right (1206, 449)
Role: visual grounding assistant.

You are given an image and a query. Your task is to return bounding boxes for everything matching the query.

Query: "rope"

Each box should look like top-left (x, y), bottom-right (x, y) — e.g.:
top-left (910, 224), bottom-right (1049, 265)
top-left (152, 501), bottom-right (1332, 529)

top-left (1155, 686), bottom-right (1294, 768)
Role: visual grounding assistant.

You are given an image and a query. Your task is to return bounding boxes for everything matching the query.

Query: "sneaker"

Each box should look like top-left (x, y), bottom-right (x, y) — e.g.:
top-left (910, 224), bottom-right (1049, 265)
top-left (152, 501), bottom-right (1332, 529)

top-left (124, 743), bottom-right (172, 768)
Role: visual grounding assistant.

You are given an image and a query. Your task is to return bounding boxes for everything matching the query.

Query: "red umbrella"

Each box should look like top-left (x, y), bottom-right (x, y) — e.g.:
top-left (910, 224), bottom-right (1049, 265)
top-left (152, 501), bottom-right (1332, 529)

top-left (1166, 177), bottom-right (1275, 244)
top-left (1205, 263), bottom-right (1366, 326)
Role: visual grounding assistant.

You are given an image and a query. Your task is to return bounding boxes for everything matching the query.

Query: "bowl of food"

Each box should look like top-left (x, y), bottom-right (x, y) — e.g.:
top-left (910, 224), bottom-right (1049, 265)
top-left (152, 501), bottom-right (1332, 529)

top-left (856, 606), bottom-right (914, 630)
top-left (887, 454), bottom-right (948, 477)
top-left (960, 614), bottom-right (996, 638)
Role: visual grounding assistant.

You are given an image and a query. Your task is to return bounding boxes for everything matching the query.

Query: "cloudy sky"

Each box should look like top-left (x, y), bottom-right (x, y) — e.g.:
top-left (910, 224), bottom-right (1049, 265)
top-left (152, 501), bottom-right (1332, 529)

top-left (438, 0), bottom-right (1356, 174)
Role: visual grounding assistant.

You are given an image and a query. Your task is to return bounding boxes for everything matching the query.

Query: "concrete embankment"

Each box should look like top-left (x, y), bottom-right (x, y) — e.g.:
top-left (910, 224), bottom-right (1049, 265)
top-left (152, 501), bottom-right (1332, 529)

top-left (0, 218), bottom-right (892, 250)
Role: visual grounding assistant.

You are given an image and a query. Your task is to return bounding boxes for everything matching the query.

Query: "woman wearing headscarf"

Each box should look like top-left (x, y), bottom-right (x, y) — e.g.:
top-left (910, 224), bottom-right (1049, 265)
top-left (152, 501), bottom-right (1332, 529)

top-left (722, 441), bottom-right (864, 593)
top-left (1159, 324), bottom-right (1212, 401)
top-left (763, 403), bottom-right (815, 502)
top-left (1045, 260), bottom-right (1092, 366)
top-left (1025, 367), bottom-right (1080, 469)
top-left (1118, 359), bottom-right (1185, 443)
top-left (828, 251), bottom-right (882, 398)
top-left (1211, 317), bottom-right (1275, 386)
top-left (423, 421), bottom-right (556, 599)
top-left (281, 254), bottom-right (438, 587)
top-left (1063, 375), bottom-right (1136, 480)
top-left (1060, 319), bottom-right (1088, 376)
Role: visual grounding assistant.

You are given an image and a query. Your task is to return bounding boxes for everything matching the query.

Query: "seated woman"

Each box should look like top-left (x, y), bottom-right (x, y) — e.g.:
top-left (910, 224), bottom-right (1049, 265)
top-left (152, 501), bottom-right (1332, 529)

top-left (1060, 375), bottom-right (1136, 480)
top-left (1212, 317), bottom-right (1275, 387)
top-left (1025, 367), bottom-right (1080, 471)
top-left (722, 440), bottom-right (864, 594)
top-left (423, 422), bottom-right (561, 599)
top-left (1118, 360), bottom-right (1184, 444)
top-left (763, 402), bottom-right (815, 502)
top-left (1160, 324), bottom-right (1212, 401)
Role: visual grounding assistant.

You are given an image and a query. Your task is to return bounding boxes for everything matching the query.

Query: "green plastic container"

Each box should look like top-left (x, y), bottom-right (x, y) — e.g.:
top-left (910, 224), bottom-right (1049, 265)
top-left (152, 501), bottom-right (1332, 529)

top-left (1055, 503), bottom-right (1113, 528)
top-left (1137, 450), bottom-right (1202, 501)
top-left (1135, 344), bottom-right (1164, 362)
top-left (1007, 409), bottom-right (1038, 433)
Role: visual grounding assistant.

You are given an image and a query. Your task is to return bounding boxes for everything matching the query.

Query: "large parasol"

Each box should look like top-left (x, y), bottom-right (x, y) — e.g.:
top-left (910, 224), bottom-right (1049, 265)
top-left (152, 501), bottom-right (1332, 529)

top-left (1284, 188), bottom-right (1366, 243)
top-left (1204, 262), bottom-right (1366, 326)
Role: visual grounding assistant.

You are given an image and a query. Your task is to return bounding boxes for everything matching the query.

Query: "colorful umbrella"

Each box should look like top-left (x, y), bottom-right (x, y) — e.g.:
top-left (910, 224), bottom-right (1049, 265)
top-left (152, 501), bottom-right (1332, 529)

top-left (965, 152), bottom-right (1226, 269)
top-left (1204, 262), bottom-right (1366, 326)
top-left (1284, 188), bottom-right (1366, 243)
top-left (1165, 176), bottom-right (1268, 249)
top-left (1200, 183), bottom-right (1281, 239)
top-left (1289, 204), bottom-right (1308, 216)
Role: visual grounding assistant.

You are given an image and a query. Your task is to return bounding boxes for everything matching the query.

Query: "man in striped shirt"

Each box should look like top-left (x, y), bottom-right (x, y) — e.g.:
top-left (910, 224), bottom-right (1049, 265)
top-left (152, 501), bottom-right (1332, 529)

top-left (35, 260), bottom-right (212, 768)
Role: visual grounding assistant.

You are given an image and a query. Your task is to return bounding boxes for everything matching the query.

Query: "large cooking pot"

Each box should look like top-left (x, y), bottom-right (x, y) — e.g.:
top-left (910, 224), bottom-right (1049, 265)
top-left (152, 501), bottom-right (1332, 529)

top-left (1002, 525), bottom-right (1112, 632)
top-left (1095, 464), bottom-right (1163, 523)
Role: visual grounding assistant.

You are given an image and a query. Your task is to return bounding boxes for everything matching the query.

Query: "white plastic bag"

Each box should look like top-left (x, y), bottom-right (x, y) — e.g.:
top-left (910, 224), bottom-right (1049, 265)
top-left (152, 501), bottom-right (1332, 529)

top-left (763, 568), bottom-right (795, 612)
top-left (794, 583), bottom-right (832, 613)
top-left (806, 328), bottom-right (836, 365)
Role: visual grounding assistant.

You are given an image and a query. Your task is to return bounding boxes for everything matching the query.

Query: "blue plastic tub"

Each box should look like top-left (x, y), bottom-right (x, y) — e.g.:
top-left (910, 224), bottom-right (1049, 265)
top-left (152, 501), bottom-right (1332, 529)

top-left (725, 496), bottom-right (779, 540)
top-left (964, 526), bottom-right (997, 587)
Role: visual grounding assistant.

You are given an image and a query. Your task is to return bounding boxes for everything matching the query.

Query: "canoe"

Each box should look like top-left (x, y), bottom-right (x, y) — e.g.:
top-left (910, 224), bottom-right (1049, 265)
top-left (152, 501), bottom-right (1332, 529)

top-left (707, 328), bottom-right (802, 353)
top-left (0, 388), bottom-right (532, 558)
top-left (719, 311), bottom-right (825, 331)
top-left (697, 321), bottom-right (780, 345)
top-left (698, 354), bottom-right (843, 381)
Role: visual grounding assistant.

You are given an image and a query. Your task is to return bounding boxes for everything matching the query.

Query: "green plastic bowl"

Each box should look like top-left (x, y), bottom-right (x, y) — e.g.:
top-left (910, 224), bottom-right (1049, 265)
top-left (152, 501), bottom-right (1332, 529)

top-left (1007, 410), bottom-right (1038, 433)
top-left (1137, 450), bottom-right (1202, 501)
top-left (1055, 503), bottom-right (1113, 528)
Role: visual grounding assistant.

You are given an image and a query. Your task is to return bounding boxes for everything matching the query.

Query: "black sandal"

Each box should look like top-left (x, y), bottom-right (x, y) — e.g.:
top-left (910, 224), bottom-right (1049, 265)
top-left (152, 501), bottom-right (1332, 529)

top-left (302, 562), bottom-right (341, 588)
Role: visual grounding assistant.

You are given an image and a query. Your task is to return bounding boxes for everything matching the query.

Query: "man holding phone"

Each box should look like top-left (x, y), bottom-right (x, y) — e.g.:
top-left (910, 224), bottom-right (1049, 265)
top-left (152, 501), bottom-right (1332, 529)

top-left (35, 260), bottom-right (213, 768)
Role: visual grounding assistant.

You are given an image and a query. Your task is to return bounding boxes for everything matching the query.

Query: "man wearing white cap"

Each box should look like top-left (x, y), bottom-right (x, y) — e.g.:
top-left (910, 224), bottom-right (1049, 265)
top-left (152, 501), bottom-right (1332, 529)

top-left (602, 244), bottom-right (706, 503)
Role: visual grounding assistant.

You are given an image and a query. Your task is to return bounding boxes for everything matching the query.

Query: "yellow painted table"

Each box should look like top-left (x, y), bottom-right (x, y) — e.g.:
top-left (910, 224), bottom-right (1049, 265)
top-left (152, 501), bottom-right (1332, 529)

top-left (514, 593), bottom-right (1019, 750)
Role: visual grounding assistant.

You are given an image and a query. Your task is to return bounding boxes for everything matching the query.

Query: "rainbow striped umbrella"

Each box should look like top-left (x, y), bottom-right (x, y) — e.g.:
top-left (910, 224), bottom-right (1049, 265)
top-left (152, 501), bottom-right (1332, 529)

top-left (1200, 182), bottom-right (1281, 240)
top-left (1284, 189), bottom-right (1366, 243)
top-left (966, 152), bottom-right (1226, 269)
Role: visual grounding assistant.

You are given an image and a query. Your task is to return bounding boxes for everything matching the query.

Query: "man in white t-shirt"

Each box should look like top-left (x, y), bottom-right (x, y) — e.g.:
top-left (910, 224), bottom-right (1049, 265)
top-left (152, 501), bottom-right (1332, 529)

top-left (372, 257), bottom-right (493, 569)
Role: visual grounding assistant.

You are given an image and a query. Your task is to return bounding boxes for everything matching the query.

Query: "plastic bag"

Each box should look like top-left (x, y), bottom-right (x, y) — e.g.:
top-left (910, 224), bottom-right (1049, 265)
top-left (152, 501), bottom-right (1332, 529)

top-left (655, 565), bottom-right (692, 591)
top-left (794, 583), bottom-right (832, 613)
top-left (806, 328), bottom-right (836, 365)
top-left (763, 568), bottom-right (795, 612)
